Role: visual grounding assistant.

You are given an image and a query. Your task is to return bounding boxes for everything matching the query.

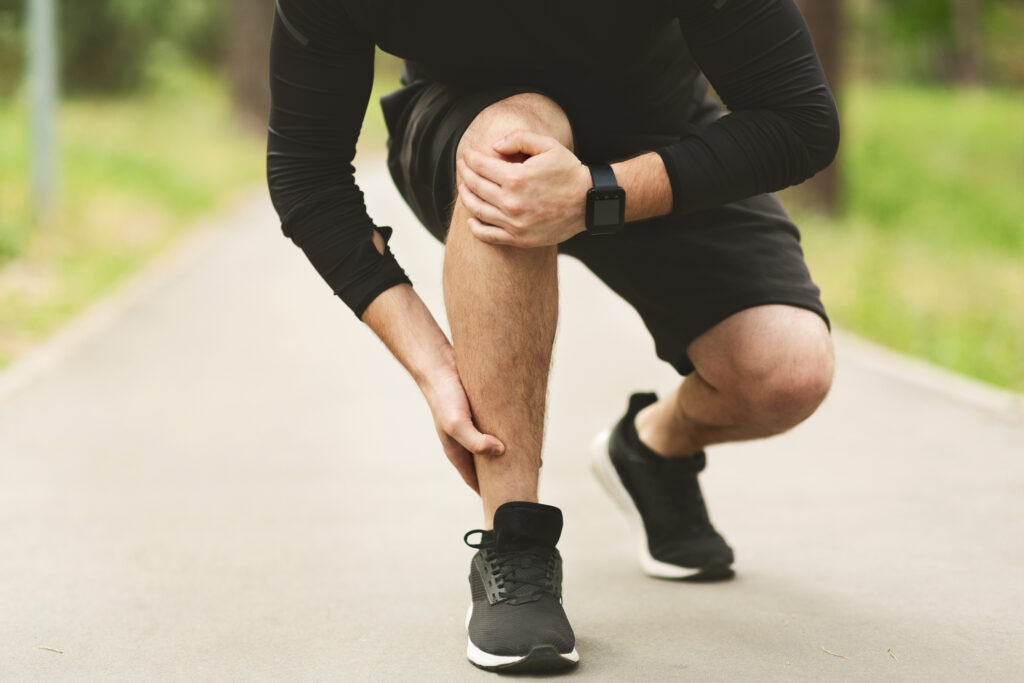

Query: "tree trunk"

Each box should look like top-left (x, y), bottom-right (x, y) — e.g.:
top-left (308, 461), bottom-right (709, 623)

top-left (226, 0), bottom-right (275, 133)
top-left (794, 0), bottom-right (844, 215)
top-left (952, 0), bottom-right (983, 85)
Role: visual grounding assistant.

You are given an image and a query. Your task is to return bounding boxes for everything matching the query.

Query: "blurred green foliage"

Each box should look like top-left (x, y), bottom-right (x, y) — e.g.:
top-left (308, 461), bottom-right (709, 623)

top-left (790, 83), bottom-right (1024, 391)
top-left (2, 1), bottom-right (1023, 97)
top-left (850, 0), bottom-right (1024, 84)
top-left (0, 0), bottom-right (225, 96)
top-left (845, 84), bottom-right (1023, 253)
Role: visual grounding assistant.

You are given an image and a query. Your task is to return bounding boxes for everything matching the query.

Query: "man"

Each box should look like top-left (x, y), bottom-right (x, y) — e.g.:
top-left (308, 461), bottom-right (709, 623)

top-left (267, 0), bottom-right (838, 673)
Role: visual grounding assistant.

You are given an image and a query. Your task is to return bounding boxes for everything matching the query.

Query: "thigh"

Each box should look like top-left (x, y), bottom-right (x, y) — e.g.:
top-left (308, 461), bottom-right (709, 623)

top-left (557, 191), bottom-right (831, 376)
top-left (686, 302), bottom-right (833, 393)
top-left (380, 79), bottom-right (577, 244)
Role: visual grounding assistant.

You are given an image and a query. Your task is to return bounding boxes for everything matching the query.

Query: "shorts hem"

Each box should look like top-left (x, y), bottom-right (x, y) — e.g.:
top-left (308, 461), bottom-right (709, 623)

top-left (666, 295), bottom-right (830, 377)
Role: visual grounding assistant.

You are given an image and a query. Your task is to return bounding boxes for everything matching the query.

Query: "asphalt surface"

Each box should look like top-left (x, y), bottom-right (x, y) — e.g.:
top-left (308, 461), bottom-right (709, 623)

top-left (2, 156), bottom-right (1022, 682)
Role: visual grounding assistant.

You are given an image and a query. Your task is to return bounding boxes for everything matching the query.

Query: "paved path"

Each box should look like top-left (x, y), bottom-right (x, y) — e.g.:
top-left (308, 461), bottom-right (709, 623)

top-left (2, 156), bottom-right (1022, 682)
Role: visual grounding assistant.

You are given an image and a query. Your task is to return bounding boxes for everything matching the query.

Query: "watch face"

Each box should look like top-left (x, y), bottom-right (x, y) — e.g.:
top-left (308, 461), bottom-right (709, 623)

top-left (586, 188), bottom-right (626, 233)
top-left (593, 197), bottom-right (622, 227)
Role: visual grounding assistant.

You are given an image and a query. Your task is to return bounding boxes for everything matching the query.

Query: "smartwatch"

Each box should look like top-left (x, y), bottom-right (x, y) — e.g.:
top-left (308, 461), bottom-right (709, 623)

top-left (585, 164), bottom-right (626, 235)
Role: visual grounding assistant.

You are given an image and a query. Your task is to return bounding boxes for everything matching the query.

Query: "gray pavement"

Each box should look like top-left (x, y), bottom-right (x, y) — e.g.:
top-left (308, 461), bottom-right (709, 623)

top-left (2, 156), bottom-right (1022, 682)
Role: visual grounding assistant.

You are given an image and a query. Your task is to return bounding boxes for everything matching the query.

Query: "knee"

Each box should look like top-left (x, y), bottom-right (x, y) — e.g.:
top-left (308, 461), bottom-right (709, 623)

top-left (760, 350), bottom-right (833, 428)
top-left (718, 319), bottom-right (834, 430)
top-left (454, 92), bottom-right (574, 181)
top-left (449, 94), bottom-right (574, 251)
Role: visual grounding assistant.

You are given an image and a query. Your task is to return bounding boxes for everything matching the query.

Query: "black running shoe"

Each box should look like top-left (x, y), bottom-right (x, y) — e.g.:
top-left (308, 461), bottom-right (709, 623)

top-left (463, 501), bottom-right (579, 673)
top-left (590, 391), bottom-right (734, 580)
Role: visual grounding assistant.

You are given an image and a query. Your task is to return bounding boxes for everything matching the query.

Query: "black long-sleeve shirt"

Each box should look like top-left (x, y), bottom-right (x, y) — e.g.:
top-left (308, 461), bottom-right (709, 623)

top-left (266, 0), bottom-right (840, 320)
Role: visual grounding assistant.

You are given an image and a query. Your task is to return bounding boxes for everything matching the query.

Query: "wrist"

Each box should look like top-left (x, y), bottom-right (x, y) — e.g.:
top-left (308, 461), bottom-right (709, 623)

top-left (582, 163), bottom-right (627, 235)
top-left (574, 163), bottom-right (592, 235)
top-left (416, 341), bottom-right (459, 393)
top-left (609, 152), bottom-right (672, 223)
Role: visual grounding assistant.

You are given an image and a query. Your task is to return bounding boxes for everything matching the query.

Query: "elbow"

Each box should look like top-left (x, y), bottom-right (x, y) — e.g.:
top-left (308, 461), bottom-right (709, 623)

top-left (265, 136), bottom-right (308, 232)
top-left (803, 96), bottom-right (841, 175)
top-left (266, 156), bottom-right (284, 219)
top-left (266, 176), bottom-right (281, 222)
top-left (265, 161), bottom-right (298, 235)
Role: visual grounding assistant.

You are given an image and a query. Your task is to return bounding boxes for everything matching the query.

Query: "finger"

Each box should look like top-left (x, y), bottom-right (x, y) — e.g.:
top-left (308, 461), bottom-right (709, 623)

top-left (458, 183), bottom-right (512, 227)
top-left (463, 148), bottom-right (520, 187)
top-left (449, 414), bottom-right (506, 457)
top-left (467, 217), bottom-right (519, 247)
top-left (492, 129), bottom-right (555, 157)
top-left (457, 157), bottom-right (504, 207)
top-left (441, 432), bottom-right (480, 494)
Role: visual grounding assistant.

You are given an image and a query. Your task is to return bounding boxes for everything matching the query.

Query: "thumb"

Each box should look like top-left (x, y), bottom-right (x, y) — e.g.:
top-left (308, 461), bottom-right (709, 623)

top-left (451, 416), bottom-right (506, 457)
top-left (492, 129), bottom-right (553, 156)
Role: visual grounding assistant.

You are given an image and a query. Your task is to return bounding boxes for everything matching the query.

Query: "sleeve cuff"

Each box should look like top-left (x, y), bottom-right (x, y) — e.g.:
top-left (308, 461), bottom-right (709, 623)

top-left (330, 225), bottom-right (413, 319)
top-left (350, 270), bottom-right (413, 320)
top-left (653, 146), bottom-right (686, 218)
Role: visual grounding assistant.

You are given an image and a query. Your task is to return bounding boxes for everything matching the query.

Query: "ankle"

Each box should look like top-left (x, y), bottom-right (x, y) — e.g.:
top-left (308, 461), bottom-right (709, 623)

top-left (633, 402), bottom-right (701, 458)
top-left (483, 494), bottom-right (539, 530)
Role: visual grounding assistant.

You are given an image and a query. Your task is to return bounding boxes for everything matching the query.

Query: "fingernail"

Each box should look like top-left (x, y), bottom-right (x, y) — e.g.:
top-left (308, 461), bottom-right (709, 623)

top-left (493, 136), bottom-right (505, 148)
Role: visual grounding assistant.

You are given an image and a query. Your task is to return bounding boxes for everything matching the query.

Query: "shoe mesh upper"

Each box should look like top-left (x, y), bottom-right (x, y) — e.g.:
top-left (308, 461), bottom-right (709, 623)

top-left (609, 391), bottom-right (734, 568)
top-left (464, 502), bottom-right (575, 656)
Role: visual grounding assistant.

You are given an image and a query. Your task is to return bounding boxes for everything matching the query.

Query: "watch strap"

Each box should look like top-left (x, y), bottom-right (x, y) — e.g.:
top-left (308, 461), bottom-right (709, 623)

top-left (588, 163), bottom-right (618, 190)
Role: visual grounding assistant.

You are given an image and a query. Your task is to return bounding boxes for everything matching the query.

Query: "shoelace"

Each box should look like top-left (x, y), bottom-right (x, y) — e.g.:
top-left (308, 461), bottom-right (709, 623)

top-left (465, 530), bottom-right (557, 603)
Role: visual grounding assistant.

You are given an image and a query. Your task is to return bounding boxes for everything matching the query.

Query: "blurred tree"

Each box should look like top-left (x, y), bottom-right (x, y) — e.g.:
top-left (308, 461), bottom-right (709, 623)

top-left (795, 0), bottom-right (845, 215)
top-left (879, 0), bottom-right (1015, 84)
top-left (60, 0), bottom-right (158, 93)
top-left (0, 0), bottom-right (225, 96)
top-left (5, 0), bottom-right (1021, 98)
top-left (0, 2), bottom-right (22, 97)
top-left (983, 1), bottom-right (1024, 83)
top-left (226, 0), bottom-right (273, 132)
top-left (60, 0), bottom-right (227, 94)
top-left (953, 0), bottom-right (983, 83)
top-left (884, 0), bottom-right (956, 81)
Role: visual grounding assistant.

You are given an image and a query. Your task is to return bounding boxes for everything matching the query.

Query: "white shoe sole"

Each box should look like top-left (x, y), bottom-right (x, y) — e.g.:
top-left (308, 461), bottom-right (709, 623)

top-left (589, 427), bottom-right (720, 580)
top-left (465, 603), bottom-right (580, 671)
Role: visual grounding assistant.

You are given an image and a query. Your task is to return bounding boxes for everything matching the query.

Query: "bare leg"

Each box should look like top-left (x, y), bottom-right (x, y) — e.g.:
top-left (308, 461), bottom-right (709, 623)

top-left (634, 304), bottom-right (835, 457)
top-left (442, 93), bottom-right (574, 528)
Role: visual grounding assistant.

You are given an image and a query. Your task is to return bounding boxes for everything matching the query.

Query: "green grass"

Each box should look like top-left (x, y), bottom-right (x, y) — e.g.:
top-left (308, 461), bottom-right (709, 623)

top-left (789, 83), bottom-right (1024, 392)
top-left (0, 66), bottom-right (265, 368)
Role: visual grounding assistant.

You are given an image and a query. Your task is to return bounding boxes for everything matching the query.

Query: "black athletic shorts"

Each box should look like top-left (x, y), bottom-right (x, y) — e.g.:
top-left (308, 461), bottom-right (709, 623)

top-left (379, 80), bottom-right (830, 377)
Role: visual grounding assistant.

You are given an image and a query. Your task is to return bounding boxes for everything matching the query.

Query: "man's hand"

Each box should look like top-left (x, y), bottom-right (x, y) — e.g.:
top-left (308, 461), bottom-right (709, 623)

top-left (456, 129), bottom-right (593, 247)
top-left (419, 344), bottom-right (505, 494)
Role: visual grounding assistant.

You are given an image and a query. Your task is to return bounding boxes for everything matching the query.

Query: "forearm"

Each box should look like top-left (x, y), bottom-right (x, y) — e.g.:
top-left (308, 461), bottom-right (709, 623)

top-left (360, 277), bottom-right (455, 390)
top-left (610, 152), bottom-right (674, 224)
